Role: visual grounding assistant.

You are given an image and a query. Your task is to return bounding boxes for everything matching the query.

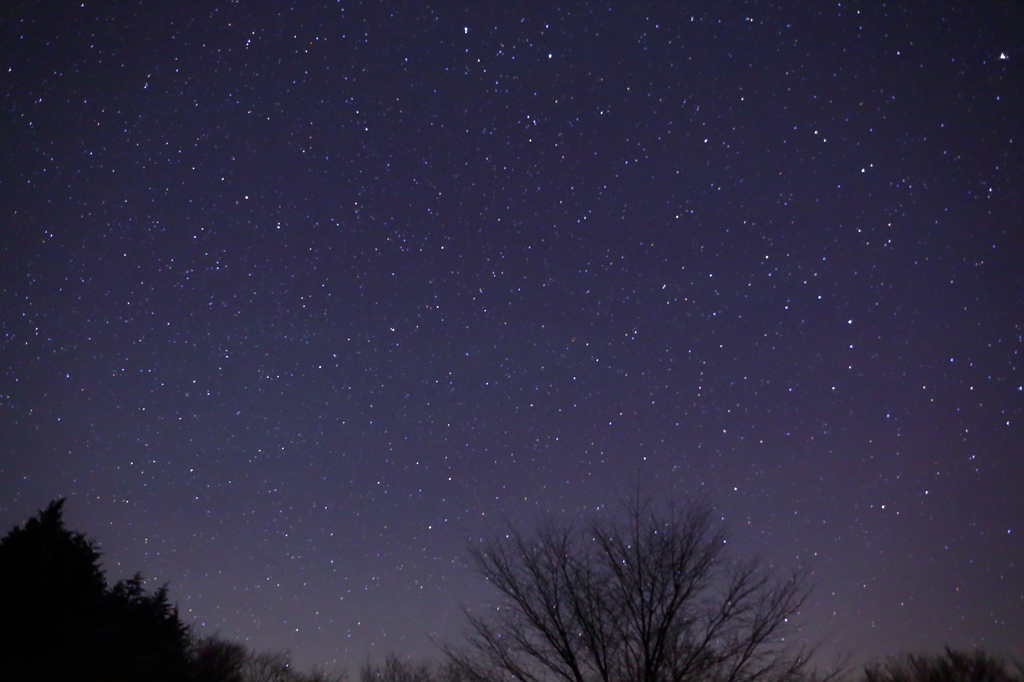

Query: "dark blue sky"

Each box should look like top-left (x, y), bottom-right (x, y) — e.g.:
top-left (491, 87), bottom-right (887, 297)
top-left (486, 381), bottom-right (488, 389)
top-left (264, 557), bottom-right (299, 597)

top-left (1, 0), bottom-right (1021, 671)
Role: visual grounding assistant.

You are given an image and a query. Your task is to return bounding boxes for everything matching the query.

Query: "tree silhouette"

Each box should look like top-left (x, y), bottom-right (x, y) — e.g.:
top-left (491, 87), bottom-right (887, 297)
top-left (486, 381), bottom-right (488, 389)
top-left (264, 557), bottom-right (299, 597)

top-left (0, 499), bottom-right (190, 681)
top-left (106, 573), bottom-right (191, 681)
top-left (360, 654), bottom-right (435, 682)
top-left (189, 635), bottom-right (249, 682)
top-left (862, 648), bottom-right (1024, 682)
top-left (0, 499), bottom-right (108, 680)
top-left (186, 635), bottom-right (347, 682)
top-left (444, 494), bottom-right (814, 682)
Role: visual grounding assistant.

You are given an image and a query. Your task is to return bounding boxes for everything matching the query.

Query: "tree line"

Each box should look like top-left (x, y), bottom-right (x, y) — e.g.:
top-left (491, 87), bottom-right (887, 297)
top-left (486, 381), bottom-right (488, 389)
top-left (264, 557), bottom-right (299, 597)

top-left (1, 497), bottom-right (1019, 682)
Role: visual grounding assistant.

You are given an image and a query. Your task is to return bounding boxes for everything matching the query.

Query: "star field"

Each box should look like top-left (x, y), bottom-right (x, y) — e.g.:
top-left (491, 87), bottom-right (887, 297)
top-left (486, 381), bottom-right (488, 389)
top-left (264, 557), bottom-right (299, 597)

top-left (1, 0), bottom-right (1022, 671)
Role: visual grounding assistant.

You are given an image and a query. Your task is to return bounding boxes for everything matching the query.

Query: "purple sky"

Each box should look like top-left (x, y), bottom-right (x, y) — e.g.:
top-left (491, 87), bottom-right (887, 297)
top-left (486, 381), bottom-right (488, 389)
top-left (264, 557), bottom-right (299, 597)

top-left (2, 0), bottom-right (1021, 672)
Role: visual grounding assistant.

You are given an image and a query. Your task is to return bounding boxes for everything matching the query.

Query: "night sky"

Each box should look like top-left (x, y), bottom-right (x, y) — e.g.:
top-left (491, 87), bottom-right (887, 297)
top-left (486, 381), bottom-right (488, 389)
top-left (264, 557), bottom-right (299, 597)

top-left (2, 0), bottom-right (1022, 672)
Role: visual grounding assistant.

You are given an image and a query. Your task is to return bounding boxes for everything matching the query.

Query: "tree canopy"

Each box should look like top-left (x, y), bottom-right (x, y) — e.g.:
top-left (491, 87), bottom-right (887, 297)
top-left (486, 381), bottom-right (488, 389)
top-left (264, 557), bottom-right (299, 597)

top-left (444, 495), bottom-right (813, 682)
top-left (0, 499), bottom-right (189, 682)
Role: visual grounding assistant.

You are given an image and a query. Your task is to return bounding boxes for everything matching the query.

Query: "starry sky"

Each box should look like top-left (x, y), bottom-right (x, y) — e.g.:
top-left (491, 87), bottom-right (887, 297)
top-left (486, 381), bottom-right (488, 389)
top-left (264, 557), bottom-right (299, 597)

top-left (2, 0), bottom-right (1022, 672)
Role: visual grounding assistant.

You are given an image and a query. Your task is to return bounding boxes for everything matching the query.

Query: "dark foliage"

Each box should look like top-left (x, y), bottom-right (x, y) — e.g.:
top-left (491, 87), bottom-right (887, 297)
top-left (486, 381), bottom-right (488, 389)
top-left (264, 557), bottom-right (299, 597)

top-left (0, 499), bottom-right (108, 679)
top-left (862, 648), bottom-right (1024, 682)
top-left (189, 635), bottom-right (249, 682)
top-left (107, 573), bottom-right (191, 681)
top-left (0, 499), bottom-right (190, 682)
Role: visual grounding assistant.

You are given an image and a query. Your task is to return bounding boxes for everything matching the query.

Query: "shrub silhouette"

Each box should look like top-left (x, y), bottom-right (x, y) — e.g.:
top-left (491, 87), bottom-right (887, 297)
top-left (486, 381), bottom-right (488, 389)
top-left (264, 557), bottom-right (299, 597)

top-left (862, 648), bottom-right (1024, 682)
top-left (189, 635), bottom-right (249, 682)
top-left (360, 654), bottom-right (433, 682)
top-left (360, 654), bottom-right (464, 682)
top-left (186, 634), bottom-right (348, 682)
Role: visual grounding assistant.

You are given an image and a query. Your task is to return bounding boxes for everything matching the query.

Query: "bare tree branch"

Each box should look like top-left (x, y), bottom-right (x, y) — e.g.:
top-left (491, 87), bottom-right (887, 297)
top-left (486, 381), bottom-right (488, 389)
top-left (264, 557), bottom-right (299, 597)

top-left (446, 494), bottom-right (817, 682)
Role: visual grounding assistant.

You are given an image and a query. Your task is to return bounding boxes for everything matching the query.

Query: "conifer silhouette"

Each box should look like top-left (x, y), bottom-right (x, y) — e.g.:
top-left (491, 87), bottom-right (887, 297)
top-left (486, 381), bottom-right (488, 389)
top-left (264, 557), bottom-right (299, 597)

top-left (0, 499), bottom-right (190, 681)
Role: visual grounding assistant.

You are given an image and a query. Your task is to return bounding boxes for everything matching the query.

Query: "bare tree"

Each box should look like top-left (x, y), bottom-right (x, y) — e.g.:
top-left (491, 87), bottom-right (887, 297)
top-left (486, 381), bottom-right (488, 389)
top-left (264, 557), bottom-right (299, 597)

top-left (360, 654), bottom-right (435, 682)
top-left (862, 647), bottom-right (1024, 682)
top-left (301, 666), bottom-right (350, 682)
top-left (245, 650), bottom-right (295, 682)
top-left (444, 495), bottom-right (813, 682)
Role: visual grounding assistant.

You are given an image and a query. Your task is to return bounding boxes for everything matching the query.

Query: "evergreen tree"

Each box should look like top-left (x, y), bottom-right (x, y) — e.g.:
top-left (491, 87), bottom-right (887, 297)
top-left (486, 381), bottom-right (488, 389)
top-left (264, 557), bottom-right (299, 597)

top-left (0, 499), bottom-right (191, 681)
top-left (0, 499), bottom-right (108, 680)
top-left (107, 573), bottom-right (191, 681)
